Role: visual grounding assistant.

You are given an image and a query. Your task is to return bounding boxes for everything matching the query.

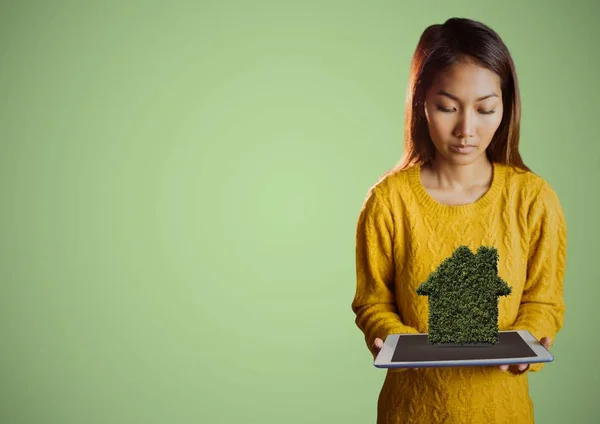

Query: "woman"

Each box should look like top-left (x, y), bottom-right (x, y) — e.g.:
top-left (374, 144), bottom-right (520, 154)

top-left (351, 17), bottom-right (567, 424)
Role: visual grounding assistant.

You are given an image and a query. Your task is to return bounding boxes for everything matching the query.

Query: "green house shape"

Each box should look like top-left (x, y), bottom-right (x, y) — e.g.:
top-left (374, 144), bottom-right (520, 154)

top-left (416, 245), bottom-right (512, 345)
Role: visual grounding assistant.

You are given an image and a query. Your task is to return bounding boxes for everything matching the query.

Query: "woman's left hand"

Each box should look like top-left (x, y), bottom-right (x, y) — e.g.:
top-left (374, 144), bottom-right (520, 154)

top-left (498, 337), bottom-right (551, 372)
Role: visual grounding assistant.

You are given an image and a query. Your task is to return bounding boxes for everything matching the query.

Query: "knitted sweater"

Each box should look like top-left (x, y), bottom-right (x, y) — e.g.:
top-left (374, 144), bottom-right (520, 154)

top-left (351, 162), bottom-right (567, 424)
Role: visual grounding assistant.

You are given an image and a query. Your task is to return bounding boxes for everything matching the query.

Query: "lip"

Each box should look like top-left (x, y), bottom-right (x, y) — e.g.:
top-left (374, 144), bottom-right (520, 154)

top-left (450, 145), bottom-right (476, 154)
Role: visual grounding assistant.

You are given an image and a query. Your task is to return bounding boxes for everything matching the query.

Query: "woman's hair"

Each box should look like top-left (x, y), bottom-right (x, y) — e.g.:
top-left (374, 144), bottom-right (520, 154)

top-left (394, 17), bottom-right (531, 173)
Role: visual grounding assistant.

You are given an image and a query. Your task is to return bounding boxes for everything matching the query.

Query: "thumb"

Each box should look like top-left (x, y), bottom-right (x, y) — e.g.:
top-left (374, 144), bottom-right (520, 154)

top-left (372, 338), bottom-right (384, 352)
top-left (540, 337), bottom-right (551, 349)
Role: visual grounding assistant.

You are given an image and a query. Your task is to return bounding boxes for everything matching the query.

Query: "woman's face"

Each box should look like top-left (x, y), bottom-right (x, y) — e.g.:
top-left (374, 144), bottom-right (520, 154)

top-left (424, 60), bottom-right (504, 166)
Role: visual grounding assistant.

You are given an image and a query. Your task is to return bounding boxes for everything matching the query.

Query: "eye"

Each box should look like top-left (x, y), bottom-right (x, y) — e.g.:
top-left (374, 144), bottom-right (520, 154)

top-left (436, 105), bottom-right (455, 113)
top-left (435, 105), bottom-right (496, 114)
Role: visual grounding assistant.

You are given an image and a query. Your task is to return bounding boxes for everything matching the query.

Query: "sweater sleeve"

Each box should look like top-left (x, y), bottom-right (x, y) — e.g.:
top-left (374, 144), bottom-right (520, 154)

top-left (351, 185), bottom-right (419, 358)
top-left (508, 182), bottom-right (567, 372)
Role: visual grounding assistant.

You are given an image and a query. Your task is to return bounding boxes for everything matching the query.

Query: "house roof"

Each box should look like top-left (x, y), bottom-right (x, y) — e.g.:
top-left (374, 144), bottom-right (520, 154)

top-left (416, 245), bottom-right (512, 298)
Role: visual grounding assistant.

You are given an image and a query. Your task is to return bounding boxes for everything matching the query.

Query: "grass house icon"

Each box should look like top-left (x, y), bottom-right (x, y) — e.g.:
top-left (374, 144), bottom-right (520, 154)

top-left (416, 245), bottom-right (512, 345)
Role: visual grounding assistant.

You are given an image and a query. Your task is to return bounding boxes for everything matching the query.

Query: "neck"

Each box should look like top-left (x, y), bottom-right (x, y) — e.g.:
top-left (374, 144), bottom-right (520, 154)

top-left (426, 155), bottom-right (493, 191)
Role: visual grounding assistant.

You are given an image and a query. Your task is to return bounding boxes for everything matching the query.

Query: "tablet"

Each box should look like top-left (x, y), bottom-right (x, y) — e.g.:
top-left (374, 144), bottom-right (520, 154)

top-left (374, 330), bottom-right (553, 369)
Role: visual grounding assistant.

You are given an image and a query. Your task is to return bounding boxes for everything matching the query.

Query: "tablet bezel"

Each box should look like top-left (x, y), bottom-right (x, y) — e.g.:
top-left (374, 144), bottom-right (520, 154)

top-left (373, 330), bottom-right (554, 369)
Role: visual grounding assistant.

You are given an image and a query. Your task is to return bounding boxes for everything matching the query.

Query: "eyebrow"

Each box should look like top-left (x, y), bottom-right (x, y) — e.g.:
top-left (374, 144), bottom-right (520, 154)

top-left (436, 90), bottom-right (498, 102)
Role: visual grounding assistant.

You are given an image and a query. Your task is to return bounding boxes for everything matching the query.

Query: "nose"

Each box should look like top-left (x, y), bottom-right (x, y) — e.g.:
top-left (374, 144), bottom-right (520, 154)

top-left (453, 110), bottom-right (475, 139)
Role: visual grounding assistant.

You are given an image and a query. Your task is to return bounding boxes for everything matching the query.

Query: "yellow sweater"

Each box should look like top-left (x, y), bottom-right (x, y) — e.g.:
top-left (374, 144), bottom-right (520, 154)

top-left (351, 162), bottom-right (567, 424)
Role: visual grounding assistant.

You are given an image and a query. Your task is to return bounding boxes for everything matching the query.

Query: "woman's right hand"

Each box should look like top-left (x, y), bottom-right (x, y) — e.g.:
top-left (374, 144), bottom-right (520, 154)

top-left (372, 338), bottom-right (384, 354)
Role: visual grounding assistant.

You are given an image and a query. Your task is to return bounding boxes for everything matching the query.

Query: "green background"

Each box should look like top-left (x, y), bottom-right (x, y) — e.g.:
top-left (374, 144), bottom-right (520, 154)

top-left (1, 1), bottom-right (598, 423)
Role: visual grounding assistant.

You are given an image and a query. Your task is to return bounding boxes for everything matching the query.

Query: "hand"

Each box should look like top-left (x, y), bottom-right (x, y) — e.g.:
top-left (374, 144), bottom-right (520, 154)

top-left (499, 336), bottom-right (551, 373)
top-left (372, 337), bottom-right (384, 354)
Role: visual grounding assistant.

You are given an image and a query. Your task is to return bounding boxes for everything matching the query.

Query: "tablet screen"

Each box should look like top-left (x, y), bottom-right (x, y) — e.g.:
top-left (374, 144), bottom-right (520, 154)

top-left (391, 331), bottom-right (537, 362)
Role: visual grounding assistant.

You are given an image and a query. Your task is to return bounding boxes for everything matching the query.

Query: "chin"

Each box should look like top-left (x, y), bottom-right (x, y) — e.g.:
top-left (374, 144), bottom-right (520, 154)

top-left (440, 150), bottom-right (486, 166)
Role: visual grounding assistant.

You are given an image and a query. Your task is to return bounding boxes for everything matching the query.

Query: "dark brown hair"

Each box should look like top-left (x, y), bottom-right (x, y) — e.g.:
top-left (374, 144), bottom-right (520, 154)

top-left (394, 17), bottom-right (531, 172)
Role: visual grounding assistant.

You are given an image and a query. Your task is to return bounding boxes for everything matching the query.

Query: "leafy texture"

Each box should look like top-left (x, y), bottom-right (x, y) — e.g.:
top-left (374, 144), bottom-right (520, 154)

top-left (416, 245), bottom-right (512, 345)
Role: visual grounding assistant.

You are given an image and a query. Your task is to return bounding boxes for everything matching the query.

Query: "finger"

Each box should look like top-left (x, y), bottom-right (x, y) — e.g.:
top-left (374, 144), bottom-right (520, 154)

top-left (372, 338), bottom-right (384, 351)
top-left (540, 337), bottom-right (551, 349)
top-left (499, 365), bottom-right (509, 371)
top-left (518, 363), bottom-right (529, 371)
